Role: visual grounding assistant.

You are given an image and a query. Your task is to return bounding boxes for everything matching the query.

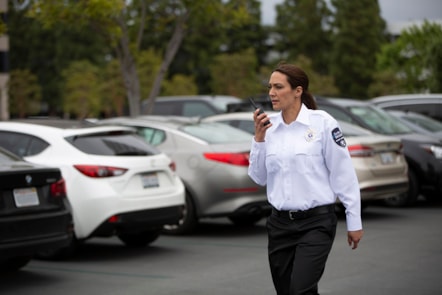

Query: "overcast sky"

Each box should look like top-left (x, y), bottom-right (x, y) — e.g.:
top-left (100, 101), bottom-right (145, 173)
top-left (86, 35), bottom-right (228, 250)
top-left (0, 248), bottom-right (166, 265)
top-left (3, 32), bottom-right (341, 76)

top-left (259, 0), bottom-right (442, 25)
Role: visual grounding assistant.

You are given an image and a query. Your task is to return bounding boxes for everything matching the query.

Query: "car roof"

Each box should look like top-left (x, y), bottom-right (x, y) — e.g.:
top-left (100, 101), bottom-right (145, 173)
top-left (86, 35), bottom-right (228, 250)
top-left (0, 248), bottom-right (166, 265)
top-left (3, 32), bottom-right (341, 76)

top-left (101, 115), bottom-right (202, 129)
top-left (1, 120), bottom-right (136, 137)
top-left (319, 97), bottom-right (372, 107)
top-left (372, 93), bottom-right (442, 100)
top-left (154, 95), bottom-right (242, 102)
top-left (204, 112), bottom-right (276, 121)
top-left (10, 118), bottom-right (97, 129)
top-left (371, 93), bottom-right (442, 104)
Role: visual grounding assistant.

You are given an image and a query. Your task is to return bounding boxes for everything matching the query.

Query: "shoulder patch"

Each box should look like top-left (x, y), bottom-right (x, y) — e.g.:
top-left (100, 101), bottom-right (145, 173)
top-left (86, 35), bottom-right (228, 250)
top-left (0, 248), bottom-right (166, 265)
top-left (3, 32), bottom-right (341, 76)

top-left (331, 127), bottom-right (346, 147)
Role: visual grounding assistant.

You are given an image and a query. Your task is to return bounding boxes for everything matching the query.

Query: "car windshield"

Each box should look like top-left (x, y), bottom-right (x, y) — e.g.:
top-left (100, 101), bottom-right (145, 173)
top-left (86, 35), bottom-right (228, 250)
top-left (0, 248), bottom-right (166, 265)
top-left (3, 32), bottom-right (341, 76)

top-left (402, 114), bottom-right (442, 132)
top-left (180, 122), bottom-right (252, 144)
top-left (348, 105), bottom-right (413, 135)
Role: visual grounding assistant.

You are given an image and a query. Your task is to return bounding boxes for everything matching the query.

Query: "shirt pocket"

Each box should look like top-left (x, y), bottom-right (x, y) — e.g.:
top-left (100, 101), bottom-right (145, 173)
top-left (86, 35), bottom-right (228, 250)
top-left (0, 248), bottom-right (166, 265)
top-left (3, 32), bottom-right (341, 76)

top-left (291, 142), bottom-right (324, 174)
top-left (265, 153), bottom-right (280, 175)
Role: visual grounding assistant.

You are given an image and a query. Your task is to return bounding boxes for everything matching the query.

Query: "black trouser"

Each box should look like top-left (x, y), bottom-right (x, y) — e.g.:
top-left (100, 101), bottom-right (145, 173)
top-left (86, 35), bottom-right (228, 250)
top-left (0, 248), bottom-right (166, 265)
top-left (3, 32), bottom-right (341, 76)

top-left (266, 205), bottom-right (337, 295)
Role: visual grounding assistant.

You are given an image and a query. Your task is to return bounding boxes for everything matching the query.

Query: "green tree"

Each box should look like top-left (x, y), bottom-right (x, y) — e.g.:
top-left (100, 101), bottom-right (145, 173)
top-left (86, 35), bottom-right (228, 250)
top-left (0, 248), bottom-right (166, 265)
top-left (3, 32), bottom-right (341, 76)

top-left (426, 36), bottom-right (442, 92)
top-left (209, 48), bottom-right (262, 98)
top-left (292, 55), bottom-right (339, 96)
top-left (376, 21), bottom-right (442, 93)
top-left (101, 59), bottom-right (127, 117)
top-left (26, 0), bottom-right (252, 116)
top-left (8, 69), bottom-right (42, 118)
top-left (62, 60), bottom-right (102, 119)
top-left (161, 74), bottom-right (198, 96)
top-left (367, 69), bottom-right (404, 97)
top-left (330, 0), bottom-right (386, 98)
top-left (274, 0), bottom-right (332, 74)
top-left (8, 5), bottom-right (109, 116)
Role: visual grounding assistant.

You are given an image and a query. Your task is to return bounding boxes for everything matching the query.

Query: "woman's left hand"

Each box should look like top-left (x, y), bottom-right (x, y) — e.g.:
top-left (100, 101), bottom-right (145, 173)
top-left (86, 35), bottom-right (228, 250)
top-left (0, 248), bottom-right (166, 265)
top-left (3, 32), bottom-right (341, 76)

top-left (348, 230), bottom-right (363, 250)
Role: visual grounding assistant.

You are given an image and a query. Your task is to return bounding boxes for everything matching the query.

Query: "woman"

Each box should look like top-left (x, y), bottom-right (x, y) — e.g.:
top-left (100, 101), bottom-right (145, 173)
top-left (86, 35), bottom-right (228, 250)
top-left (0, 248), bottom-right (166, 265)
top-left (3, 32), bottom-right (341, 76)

top-left (248, 63), bottom-right (363, 295)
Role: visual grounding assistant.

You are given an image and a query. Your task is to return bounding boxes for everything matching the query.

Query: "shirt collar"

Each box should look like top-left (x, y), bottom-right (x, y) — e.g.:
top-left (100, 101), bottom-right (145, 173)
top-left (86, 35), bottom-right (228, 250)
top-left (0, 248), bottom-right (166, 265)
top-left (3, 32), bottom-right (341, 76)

top-left (273, 103), bottom-right (311, 128)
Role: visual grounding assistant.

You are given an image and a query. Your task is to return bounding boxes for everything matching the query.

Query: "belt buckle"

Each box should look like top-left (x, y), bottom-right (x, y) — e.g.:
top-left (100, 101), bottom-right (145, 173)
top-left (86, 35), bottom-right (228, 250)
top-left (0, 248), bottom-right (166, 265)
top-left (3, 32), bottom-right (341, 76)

top-left (289, 210), bottom-right (301, 220)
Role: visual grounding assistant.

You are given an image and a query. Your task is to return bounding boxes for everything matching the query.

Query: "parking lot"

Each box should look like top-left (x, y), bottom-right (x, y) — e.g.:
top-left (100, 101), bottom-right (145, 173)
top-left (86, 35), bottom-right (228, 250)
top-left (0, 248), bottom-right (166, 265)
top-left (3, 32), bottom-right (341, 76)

top-left (1, 200), bottom-right (442, 295)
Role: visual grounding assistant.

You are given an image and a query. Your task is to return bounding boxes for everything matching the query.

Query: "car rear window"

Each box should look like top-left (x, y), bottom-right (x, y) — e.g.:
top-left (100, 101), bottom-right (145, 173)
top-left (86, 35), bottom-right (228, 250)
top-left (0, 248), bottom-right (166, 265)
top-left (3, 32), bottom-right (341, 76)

top-left (179, 122), bottom-right (252, 144)
top-left (66, 131), bottom-right (160, 156)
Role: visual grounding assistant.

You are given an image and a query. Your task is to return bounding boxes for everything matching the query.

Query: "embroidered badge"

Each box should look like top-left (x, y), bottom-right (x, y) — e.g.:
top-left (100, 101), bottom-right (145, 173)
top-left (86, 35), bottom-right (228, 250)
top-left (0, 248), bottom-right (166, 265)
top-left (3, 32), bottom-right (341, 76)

top-left (304, 128), bottom-right (316, 142)
top-left (331, 127), bottom-right (346, 147)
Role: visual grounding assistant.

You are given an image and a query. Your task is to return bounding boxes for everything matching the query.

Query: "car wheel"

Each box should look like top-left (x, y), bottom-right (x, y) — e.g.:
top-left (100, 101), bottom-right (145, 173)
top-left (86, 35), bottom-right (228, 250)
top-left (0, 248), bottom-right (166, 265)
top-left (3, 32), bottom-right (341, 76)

top-left (118, 229), bottom-right (161, 247)
top-left (36, 236), bottom-right (79, 260)
top-left (228, 214), bottom-right (263, 226)
top-left (383, 169), bottom-right (419, 207)
top-left (163, 191), bottom-right (198, 235)
top-left (0, 256), bottom-right (32, 272)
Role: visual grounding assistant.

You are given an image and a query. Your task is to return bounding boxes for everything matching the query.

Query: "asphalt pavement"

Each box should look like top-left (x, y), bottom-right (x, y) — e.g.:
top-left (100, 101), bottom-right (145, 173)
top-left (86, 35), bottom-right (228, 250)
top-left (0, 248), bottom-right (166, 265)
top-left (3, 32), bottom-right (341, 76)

top-left (1, 200), bottom-right (442, 295)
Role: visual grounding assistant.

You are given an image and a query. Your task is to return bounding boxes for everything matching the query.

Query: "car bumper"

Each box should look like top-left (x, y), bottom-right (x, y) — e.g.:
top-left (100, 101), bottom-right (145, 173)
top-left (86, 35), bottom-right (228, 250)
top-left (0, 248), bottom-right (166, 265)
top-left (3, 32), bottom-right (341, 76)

top-left (67, 177), bottom-right (185, 239)
top-left (0, 210), bottom-right (73, 257)
top-left (360, 181), bottom-right (409, 201)
top-left (91, 205), bottom-right (183, 237)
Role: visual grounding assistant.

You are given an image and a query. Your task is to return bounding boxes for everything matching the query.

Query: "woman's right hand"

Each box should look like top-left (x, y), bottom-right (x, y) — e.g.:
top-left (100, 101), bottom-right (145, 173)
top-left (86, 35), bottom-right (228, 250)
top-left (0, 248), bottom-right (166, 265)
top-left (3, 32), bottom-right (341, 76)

top-left (253, 109), bottom-right (271, 142)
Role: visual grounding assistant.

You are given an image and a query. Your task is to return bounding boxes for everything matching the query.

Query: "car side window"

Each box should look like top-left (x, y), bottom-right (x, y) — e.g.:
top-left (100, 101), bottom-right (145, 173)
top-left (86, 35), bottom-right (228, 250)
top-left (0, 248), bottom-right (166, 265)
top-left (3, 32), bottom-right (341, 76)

top-left (182, 102), bottom-right (217, 117)
top-left (152, 102), bottom-right (183, 116)
top-left (319, 105), bottom-right (355, 123)
top-left (0, 131), bottom-right (49, 157)
top-left (136, 127), bottom-right (166, 146)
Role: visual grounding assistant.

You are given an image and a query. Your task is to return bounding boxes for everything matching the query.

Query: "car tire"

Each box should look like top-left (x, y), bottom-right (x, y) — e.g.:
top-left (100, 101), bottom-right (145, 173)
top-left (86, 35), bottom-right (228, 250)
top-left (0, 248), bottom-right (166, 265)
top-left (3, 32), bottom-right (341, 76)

top-left (163, 191), bottom-right (198, 235)
top-left (383, 169), bottom-right (419, 207)
top-left (118, 229), bottom-right (161, 247)
top-left (0, 256), bottom-right (32, 272)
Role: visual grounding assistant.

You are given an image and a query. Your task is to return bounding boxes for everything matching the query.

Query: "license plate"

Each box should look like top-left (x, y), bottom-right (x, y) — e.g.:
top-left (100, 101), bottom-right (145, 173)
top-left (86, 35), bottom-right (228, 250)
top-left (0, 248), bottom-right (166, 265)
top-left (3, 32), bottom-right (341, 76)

top-left (13, 187), bottom-right (40, 207)
top-left (141, 173), bottom-right (159, 188)
top-left (380, 152), bottom-right (394, 164)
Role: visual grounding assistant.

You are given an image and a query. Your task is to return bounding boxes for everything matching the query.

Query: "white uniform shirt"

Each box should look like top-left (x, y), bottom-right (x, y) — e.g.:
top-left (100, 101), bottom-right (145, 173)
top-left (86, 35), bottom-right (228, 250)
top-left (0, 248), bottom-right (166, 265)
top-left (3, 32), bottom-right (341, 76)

top-left (248, 104), bottom-right (362, 231)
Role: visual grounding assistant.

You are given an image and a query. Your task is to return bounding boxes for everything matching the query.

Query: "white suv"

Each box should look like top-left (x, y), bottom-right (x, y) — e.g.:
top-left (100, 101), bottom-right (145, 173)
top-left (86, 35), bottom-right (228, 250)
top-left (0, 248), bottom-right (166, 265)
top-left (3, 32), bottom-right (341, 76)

top-left (0, 120), bottom-right (185, 257)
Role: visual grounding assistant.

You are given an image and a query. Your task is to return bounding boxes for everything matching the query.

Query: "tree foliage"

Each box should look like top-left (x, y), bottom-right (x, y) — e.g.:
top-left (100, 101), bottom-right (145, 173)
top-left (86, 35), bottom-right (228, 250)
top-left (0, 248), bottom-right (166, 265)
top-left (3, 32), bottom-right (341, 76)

top-left (209, 48), bottom-right (263, 98)
top-left (330, 0), bottom-right (386, 98)
top-left (62, 60), bottom-right (102, 119)
top-left (274, 0), bottom-right (332, 74)
top-left (291, 55), bottom-right (339, 97)
top-left (8, 5), bottom-right (109, 115)
top-left (376, 21), bottom-right (442, 93)
top-left (8, 69), bottom-right (41, 118)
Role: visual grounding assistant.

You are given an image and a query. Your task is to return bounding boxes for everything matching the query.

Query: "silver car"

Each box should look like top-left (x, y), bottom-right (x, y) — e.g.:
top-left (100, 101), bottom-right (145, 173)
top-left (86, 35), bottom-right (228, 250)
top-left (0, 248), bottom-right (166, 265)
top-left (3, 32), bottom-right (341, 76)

top-left (99, 116), bottom-right (270, 234)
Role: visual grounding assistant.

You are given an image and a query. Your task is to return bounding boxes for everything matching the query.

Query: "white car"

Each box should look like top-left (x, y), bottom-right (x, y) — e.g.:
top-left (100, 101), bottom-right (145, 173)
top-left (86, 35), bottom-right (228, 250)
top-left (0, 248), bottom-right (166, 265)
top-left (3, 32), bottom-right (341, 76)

top-left (0, 120), bottom-right (185, 257)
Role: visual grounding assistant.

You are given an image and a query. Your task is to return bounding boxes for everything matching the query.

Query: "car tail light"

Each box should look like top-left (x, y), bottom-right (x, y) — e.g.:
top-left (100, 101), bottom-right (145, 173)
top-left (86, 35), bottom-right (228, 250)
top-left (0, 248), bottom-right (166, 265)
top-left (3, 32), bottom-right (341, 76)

top-left (203, 152), bottom-right (250, 166)
top-left (74, 165), bottom-right (128, 178)
top-left (169, 160), bottom-right (177, 172)
top-left (347, 145), bottom-right (374, 157)
top-left (50, 178), bottom-right (67, 198)
top-left (421, 144), bottom-right (442, 159)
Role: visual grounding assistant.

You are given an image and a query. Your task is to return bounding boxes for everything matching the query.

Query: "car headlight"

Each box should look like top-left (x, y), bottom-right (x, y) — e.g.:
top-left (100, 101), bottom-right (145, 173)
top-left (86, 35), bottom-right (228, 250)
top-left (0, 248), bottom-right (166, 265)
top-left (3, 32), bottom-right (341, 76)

top-left (422, 145), bottom-right (442, 159)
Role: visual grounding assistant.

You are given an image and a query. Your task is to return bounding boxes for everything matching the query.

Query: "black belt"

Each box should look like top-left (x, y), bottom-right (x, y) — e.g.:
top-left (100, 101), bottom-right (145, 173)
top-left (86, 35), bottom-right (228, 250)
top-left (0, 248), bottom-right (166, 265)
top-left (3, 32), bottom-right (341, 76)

top-left (272, 204), bottom-right (335, 220)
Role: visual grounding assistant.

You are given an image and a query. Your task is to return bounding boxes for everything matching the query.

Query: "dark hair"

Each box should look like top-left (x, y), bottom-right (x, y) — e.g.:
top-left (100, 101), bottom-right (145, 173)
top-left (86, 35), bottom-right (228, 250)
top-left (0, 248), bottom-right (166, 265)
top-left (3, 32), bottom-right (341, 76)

top-left (273, 63), bottom-right (317, 110)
